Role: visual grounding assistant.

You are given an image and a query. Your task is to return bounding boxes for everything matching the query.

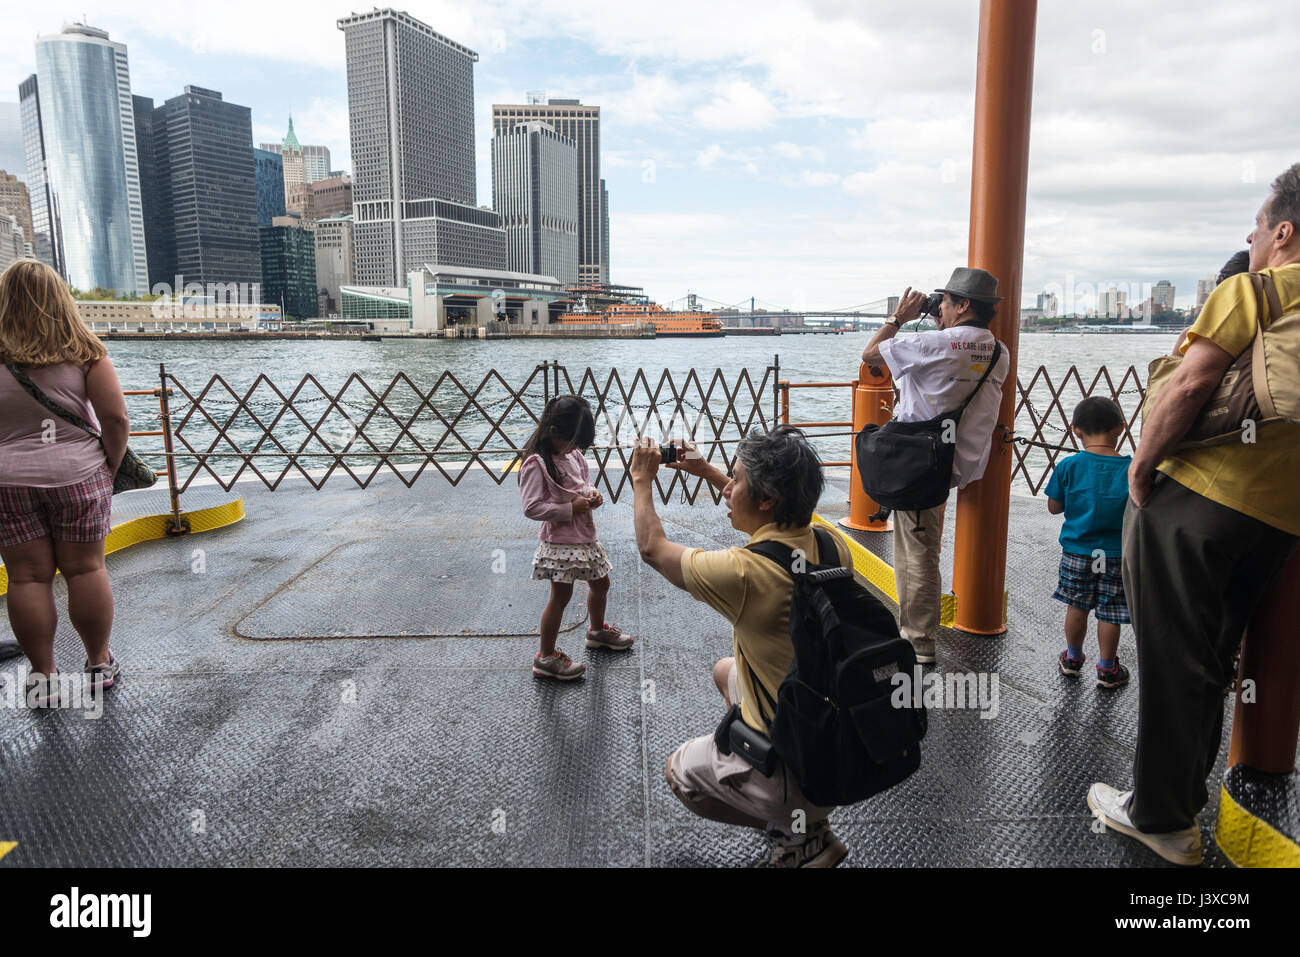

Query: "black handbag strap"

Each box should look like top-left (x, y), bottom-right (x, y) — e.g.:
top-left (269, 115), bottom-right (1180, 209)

top-left (4, 362), bottom-right (105, 443)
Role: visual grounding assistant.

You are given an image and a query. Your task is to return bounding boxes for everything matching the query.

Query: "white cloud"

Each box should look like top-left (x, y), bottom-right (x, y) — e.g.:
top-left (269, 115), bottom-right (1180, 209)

top-left (693, 80), bottom-right (776, 131)
top-left (801, 170), bottom-right (840, 187)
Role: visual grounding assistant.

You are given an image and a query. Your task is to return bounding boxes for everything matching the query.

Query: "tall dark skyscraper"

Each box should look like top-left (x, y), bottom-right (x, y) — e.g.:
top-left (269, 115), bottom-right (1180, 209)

top-left (148, 86), bottom-right (261, 288)
top-left (338, 8), bottom-right (504, 286)
top-left (492, 97), bottom-right (608, 284)
top-left (254, 148), bottom-right (286, 227)
top-left (132, 94), bottom-right (167, 288)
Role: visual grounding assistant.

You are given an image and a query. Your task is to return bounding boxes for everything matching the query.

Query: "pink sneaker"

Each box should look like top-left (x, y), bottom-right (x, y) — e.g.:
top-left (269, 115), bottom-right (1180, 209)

top-left (532, 649), bottom-right (587, 681)
top-left (585, 622), bottom-right (634, 651)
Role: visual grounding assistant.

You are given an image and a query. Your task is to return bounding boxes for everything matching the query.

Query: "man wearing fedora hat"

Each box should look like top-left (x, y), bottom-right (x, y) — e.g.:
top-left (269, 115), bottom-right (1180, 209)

top-left (860, 267), bottom-right (1010, 664)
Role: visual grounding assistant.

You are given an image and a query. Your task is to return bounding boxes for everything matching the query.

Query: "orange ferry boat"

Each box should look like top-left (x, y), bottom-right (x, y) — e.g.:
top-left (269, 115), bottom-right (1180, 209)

top-left (557, 302), bottom-right (725, 338)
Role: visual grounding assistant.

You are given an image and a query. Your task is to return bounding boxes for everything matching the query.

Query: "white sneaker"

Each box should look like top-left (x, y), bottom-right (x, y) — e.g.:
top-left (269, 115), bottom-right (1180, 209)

top-left (909, 638), bottom-right (936, 665)
top-left (1086, 783), bottom-right (1202, 866)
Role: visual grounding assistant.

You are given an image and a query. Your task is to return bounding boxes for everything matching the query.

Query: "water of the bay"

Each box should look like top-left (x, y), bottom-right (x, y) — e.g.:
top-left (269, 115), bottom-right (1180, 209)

top-left (107, 330), bottom-right (1178, 494)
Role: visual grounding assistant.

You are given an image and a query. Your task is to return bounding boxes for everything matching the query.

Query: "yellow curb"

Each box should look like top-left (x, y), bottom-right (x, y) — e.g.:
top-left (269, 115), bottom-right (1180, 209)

top-left (1215, 781), bottom-right (1300, 868)
top-left (0, 842), bottom-right (15, 861)
top-left (0, 498), bottom-right (245, 596)
top-left (812, 513), bottom-right (1005, 629)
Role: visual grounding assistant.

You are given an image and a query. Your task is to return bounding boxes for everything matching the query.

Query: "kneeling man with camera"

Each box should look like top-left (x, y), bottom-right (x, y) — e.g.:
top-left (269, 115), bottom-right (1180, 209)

top-left (631, 427), bottom-right (925, 868)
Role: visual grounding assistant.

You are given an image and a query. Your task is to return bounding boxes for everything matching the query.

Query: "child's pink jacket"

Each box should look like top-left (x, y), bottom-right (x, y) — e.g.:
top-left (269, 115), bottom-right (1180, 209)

top-left (519, 450), bottom-right (598, 543)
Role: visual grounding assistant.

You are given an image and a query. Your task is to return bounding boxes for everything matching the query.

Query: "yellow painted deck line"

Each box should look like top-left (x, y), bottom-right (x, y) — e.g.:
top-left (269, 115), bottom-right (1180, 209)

top-left (1216, 781), bottom-right (1300, 868)
top-left (0, 498), bottom-right (245, 596)
top-left (0, 842), bottom-right (15, 861)
top-left (812, 513), bottom-right (1003, 628)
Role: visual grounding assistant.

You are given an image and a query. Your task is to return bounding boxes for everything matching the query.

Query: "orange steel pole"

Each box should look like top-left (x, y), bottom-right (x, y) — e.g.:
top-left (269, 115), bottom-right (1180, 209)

top-left (841, 362), bottom-right (893, 532)
top-left (1227, 548), bottom-right (1300, 772)
top-left (952, 0), bottom-right (1036, 635)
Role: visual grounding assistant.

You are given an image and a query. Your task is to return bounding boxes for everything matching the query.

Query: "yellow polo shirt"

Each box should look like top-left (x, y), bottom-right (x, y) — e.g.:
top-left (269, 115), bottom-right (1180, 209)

top-left (1157, 263), bottom-right (1300, 534)
top-left (680, 522), bottom-right (853, 734)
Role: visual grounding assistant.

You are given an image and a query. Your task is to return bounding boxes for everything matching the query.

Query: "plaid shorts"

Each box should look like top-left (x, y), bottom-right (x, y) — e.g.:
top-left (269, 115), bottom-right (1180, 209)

top-left (0, 465), bottom-right (113, 548)
top-left (1052, 550), bottom-right (1129, 624)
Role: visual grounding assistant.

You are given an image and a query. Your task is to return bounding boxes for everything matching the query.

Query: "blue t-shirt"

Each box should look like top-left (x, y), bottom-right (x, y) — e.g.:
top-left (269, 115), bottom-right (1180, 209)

top-left (1044, 451), bottom-right (1131, 559)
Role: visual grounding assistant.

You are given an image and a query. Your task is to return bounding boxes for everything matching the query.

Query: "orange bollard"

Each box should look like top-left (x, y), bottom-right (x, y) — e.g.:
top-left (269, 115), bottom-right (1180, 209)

top-left (841, 362), bottom-right (894, 532)
top-left (1228, 547), bottom-right (1300, 773)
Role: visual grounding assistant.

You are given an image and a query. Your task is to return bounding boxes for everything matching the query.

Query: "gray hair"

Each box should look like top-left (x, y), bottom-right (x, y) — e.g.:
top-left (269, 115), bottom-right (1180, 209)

top-left (1266, 163), bottom-right (1300, 231)
top-left (735, 426), bottom-right (825, 527)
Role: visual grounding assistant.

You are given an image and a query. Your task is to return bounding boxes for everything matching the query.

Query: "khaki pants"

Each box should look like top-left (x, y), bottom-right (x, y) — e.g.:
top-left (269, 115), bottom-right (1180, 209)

top-left (892, 502), bottom-right (947, 652)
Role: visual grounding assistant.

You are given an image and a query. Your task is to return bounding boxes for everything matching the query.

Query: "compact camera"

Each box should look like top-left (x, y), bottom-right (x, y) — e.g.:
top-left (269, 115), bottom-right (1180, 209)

top-left (659, 444), bottom-right (679, 465)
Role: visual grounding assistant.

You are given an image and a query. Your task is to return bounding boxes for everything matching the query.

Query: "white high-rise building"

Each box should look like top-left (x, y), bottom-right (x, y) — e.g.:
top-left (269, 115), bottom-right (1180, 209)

top-left (492, 121), bottom-right (579, 284)
top-left (493, 97), bottom-right (608, 284)
top-left (338, 8), bottom-right (504, 286)
top-left (23, 23), bottom-right (149, 293)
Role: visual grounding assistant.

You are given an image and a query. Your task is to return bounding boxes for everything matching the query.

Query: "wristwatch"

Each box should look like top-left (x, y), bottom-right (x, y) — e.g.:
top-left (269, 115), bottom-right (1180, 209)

top-left (887, 315), bottom-right (902, 328)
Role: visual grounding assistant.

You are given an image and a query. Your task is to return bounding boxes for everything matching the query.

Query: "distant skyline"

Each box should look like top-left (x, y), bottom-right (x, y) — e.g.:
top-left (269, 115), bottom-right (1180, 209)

top-left (2, 1), bottom-right (1295, 308)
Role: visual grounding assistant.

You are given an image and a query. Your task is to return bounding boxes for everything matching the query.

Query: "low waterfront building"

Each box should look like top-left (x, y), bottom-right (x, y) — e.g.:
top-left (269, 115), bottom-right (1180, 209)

top-left (341, 263), bottom-right (569, 332)
top-left (76, 297), bottom-right (282, 333)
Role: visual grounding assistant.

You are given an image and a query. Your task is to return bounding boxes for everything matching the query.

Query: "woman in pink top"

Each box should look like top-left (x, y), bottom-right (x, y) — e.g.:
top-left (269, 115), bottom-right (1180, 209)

top-left (0, 260), bottom-right (129, 706)
top-left (519, 394), bottom-right (633, 680)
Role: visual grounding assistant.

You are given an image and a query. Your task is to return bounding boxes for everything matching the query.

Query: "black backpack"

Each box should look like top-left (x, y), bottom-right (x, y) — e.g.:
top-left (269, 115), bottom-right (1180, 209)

top-left (744, 526), bottom-right (926, 807)
top-left (855, 341), bottom-right (1002, 515)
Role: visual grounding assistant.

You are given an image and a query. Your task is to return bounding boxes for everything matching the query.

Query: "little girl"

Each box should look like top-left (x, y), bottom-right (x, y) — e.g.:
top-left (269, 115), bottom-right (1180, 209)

top-left (519, 394), bottom-right (633, 680)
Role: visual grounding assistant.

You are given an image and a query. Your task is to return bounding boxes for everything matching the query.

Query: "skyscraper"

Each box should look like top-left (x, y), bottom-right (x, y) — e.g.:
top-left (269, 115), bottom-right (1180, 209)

top-left (492, 96), bottom-right (608, 283)
top-left (0, 171), bottom-right (34, 250)
top-left (26, 24), bottom-right (148, 294)
top-left (260, 216), bottom-right (317, 319)
top-left (338, 8), bottom-right (504, 286)
top-left (148, 86), bottom-right (262, 289)
top-left (132, 94), bottom-right (166, 287)
top-left (260, 120), bottom-right (331, 185)
top-left (492, 121), bottom-right (578, 284)
top-left (19, 74), bottom-right (60, 272)
top-left (255, 148), bottom-right (286, 227)
top-left (1153, 280), bottom-right (1176, 311)
top-left (1196, 275), bottom-right (1217, 309)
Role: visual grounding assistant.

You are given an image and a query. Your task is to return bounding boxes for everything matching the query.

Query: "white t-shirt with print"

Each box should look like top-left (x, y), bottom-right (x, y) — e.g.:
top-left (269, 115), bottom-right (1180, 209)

top-left (877, 325), bottom-right (1010, 489)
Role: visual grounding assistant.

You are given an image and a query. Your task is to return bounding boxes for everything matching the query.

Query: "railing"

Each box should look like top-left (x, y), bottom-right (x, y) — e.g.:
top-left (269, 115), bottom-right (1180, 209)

top-left (124, 357), bottom-right (1151, 528)
top-left (140, 359), bottom-right (781, 507)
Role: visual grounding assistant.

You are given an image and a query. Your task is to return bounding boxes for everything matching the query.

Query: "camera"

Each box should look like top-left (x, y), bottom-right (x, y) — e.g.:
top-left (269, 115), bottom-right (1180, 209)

top-left (919, 292), bottom-right (944, 318)
top-left (660, 444), bottom-right (679, 465)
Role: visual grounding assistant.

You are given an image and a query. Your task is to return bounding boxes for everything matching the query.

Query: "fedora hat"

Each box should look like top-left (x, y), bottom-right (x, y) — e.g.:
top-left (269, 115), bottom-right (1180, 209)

top-left (935, 266), bottom-right (1003, 304)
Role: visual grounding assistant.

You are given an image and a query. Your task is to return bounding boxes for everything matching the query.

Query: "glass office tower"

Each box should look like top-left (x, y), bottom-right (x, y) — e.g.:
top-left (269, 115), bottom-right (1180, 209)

top-left (30, 23), bottom-right (148, 294)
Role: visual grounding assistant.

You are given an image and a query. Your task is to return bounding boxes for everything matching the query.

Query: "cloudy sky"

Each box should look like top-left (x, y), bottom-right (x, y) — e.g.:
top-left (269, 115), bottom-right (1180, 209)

top-left (2, 1), bottom-right (1295, 309)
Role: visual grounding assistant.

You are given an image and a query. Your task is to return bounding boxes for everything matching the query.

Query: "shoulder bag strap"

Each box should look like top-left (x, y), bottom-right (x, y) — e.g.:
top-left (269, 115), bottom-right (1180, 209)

top-left (1251, 273), bottom-right (1282, 420)
top-left (4, 363), bottom-right (104, 441)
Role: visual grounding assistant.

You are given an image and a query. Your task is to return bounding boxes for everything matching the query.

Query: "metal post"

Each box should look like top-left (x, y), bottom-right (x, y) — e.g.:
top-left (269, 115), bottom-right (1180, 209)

top-left (772, 353), bottom-right (780, 429)
top-left (951, 0), bottom-right (1036, 635)
top-left (157, 361), bottom-right (188, 536)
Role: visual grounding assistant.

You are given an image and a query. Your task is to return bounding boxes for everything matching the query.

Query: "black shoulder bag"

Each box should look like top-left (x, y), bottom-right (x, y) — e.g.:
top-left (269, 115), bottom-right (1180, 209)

top-left (5, 363), bottom-right (157, 495)
top-left (854, 341), bottom-right (1002, 524)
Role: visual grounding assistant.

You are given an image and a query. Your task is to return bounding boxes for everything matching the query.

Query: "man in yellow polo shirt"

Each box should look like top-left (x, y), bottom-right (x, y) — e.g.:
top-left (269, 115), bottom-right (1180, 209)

top-left (1088, 163), bottom-right (1300, 865)
top-left (630, 426), bottom-right (852, 868)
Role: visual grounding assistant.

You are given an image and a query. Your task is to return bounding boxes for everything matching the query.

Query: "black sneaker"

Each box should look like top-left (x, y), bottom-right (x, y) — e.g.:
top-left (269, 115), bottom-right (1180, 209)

top-left (1096, 658), bottom-right (1129, 689)
top-left (1058, 649), bottom-right (1085, 677)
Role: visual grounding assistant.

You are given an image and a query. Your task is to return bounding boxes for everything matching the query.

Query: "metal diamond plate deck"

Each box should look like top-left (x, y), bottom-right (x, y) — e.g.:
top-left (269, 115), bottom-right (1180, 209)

top-left (0, 471), bottom-right (1293, 867)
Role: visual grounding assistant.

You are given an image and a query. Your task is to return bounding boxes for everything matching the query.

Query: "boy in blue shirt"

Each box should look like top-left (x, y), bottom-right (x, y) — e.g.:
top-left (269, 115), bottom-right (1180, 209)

top-left (1045, 397), bottom-right (1132, 688)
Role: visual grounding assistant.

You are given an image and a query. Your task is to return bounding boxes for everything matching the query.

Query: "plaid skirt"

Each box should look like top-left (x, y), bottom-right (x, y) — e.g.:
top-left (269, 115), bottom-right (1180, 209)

top-left (1052, 550), bottom-right (1130, 624)
top-left (531, 541), bottom-right (612, 583)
